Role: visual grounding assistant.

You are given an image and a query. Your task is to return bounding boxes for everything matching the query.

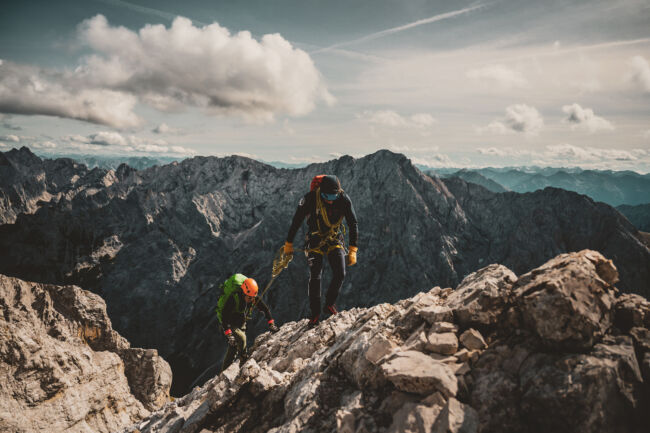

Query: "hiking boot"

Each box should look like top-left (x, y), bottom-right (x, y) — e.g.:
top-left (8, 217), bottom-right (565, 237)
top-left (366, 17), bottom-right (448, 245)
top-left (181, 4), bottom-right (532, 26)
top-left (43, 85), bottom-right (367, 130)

top-left (308, 316), bottom-right (319, 329)
top-left (325, 304), bottom-right (338, 316)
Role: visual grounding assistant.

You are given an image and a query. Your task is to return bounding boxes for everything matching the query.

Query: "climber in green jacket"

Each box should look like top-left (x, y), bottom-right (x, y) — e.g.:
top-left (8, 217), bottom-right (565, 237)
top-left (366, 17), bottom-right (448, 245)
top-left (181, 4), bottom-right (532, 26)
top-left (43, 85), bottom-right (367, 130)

top-left (216, 274), bottom-right (278, 372)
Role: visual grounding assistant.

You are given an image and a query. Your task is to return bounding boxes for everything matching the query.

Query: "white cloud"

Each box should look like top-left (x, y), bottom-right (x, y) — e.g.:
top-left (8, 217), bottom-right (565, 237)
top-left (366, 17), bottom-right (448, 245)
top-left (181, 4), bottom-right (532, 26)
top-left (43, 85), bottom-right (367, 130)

top-left (359, 110), bottom-right (436, 129)
top-left (0, 134), bottom-right (19, 142)
top-left (545, 144), bottom-right (637, 162)
top-left (152, 123), bottom-right (170, 134)
top-left (477, 147), bottom-right (508, 157)
top-left (0, 15), bottom-right (332, 128)
top-left (411, 153), bottom-right (455, 168)
top-left (643, 129), bottom-right (650, 139)
top-left (466, 64), bottom-right (528, 89)
top-left (89, 131), bottom-right (129, 146)
top-left (60, 131), bottom-right (196, 155)
top-left (562, 103), bottom-right (614, 133)
top-left (0, 61), bottom-right (141, 128)
top-left (30, 141), bottom-right (57, 149)
top-left (628, 55), bottom-right (650, 93)
top-left (480, 104), bottom-right (544, 136)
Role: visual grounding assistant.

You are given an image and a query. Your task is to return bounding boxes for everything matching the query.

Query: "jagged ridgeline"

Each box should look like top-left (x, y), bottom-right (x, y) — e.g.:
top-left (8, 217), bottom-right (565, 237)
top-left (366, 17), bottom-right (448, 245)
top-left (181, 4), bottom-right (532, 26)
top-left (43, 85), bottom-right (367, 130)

top-left (0, 147), bottom-right (649, 395)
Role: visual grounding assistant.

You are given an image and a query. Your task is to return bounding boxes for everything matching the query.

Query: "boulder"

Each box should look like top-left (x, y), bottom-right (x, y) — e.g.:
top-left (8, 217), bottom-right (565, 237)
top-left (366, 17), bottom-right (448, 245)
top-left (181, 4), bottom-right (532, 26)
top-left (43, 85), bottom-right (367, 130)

top-left (514, 250), bottom-right (617, 350)
top-left (381, 351), bottom-right (458, 397)
top-left (446, 264), bottom-right (517, 327)
top-left (426, 332), bottom-right (459, 355)
top-left (615, 294), bottom-right (650, 331)
top-left (432, 397), bottom-right (479, 433)
top-left (459, 329), bottom-right (487, 351)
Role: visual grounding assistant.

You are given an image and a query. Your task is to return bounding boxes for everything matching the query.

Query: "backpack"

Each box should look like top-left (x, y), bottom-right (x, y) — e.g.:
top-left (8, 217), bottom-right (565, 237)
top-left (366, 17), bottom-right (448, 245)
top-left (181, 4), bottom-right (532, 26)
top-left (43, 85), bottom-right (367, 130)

top-left (310, 175), bottom-right (326, 192)
top-left (215, 273), bottom-right (248, 323)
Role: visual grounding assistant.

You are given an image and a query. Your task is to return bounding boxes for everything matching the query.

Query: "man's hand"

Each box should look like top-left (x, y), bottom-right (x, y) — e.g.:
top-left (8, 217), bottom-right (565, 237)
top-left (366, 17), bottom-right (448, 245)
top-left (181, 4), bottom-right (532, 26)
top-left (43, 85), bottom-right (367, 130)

top-left (268, 319), bottom-right (279, 333)
top-left (284, 241), bottom-right (294, 255)
top-left (346, 246), bottom-right (358, 266)
top-left (225, 330), bottom-right (236, 347)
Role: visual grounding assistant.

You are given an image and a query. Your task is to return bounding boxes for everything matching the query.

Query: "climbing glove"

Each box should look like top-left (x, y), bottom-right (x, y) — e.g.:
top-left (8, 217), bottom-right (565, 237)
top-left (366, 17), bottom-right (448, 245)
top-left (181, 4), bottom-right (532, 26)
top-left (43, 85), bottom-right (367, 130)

top-left (269, 323), bottom-right (279, 333)
top-left (284, 241), bottom-right (294, 255)
top-left (346, 246), bottom-right (358, 266)
top-left (225, 330), bottom-right (236, 347)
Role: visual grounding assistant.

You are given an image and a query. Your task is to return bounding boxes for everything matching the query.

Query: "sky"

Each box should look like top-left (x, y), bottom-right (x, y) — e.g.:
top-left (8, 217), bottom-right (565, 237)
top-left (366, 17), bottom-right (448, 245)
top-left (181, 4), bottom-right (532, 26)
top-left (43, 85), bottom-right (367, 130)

top-left (0, 0), bottom-right (649, 171)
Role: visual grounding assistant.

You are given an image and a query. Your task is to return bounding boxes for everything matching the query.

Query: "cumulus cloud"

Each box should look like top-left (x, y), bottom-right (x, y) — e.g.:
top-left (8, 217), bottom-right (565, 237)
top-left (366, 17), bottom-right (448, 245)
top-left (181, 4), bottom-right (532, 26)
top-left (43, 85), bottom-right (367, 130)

top-left (477, 147), bottom-right (509, 157)
top-left (0, 15), bottom-right (332, 128)
top-left (358, 110), bottom-right (436, 129)
top-left (0, 134), bottom-right (20, 142)
top-left (480, 104), bottom-right (544, 136)
top-left (628, 55), bottom-right (650, 93)
top-left (0, 61), bottom-right (141, 128)
top-left (89, 131), bottom-right (129, 146)
top-left (562, 103), bottom-right (614, 132)
top-left (466, 64), bottom-right (528, 88)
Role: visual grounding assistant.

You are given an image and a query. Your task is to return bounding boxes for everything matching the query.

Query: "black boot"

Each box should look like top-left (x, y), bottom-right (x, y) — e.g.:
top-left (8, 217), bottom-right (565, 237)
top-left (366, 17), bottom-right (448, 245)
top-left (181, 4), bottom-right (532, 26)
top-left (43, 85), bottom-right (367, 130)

top-left (308, 315), bottom-right (319, 329)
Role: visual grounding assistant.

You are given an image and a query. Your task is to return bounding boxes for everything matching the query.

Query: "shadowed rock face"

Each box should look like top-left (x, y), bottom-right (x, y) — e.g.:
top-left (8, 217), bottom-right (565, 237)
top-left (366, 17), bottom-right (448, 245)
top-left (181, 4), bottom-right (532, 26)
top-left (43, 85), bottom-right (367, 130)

top-left (121, 250), bottom-right (650, 433)
top-left (0, 273), bottom-right (172, 433)
top-left (0, 149), bottom-right (648, 394)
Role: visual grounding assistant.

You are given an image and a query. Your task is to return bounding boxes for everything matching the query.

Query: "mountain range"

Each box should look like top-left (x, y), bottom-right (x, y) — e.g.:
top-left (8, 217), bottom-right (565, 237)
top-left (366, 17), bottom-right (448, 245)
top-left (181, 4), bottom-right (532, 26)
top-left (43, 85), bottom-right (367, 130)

top-left (1, 146), bottom-right (649, 395)
top-left (431, 167), bottom-right (650, 207)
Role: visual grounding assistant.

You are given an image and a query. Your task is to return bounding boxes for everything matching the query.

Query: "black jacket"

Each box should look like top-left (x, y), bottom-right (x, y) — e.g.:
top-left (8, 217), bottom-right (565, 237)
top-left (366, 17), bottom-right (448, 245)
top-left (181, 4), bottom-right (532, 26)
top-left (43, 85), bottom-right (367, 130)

top-left (221, 290), bottom-right (272, 330)
top-left (286, 190), bottom-right (358, 247)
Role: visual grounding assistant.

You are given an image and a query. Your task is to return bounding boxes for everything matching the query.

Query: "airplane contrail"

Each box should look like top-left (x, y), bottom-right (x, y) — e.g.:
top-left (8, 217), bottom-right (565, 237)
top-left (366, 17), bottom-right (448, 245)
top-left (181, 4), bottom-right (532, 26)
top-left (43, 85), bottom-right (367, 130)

top-left (312, 4), bottom-right (487, 54)
top-left (93, 0), bottom-right (208, 26)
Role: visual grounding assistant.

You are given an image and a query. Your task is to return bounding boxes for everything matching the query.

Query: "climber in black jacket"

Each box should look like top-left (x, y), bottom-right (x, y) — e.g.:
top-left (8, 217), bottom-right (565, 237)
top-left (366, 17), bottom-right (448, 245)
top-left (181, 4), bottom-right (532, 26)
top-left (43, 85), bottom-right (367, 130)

top-left (284, 175), bottom-right (358, 328)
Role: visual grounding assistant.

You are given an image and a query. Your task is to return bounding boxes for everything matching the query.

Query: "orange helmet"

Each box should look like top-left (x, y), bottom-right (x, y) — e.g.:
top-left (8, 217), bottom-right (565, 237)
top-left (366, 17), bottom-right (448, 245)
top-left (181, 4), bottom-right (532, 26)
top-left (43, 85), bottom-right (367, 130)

top-left (241, 278), bottom-right (258, 297)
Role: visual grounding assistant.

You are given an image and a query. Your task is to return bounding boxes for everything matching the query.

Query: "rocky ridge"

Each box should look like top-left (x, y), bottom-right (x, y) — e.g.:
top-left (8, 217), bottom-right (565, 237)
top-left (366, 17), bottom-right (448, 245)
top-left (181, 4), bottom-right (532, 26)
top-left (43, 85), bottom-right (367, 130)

top-left (0, 146), bottom-right (115, 224)
top-left (1, 148), bottom-right (649, 394)
top-left (122, 250), bottom-right (650, 433)
top-left (0, 274), bottom-right (172, 433)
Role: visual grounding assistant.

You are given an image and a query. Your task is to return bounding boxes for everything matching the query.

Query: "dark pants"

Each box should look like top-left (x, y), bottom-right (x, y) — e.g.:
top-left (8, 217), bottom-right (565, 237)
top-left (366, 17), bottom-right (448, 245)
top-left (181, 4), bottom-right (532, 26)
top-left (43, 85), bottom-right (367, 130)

top-left (221, 327), bottom-right (247, 372)
top-left (307, 248), bottom-right (346, 319)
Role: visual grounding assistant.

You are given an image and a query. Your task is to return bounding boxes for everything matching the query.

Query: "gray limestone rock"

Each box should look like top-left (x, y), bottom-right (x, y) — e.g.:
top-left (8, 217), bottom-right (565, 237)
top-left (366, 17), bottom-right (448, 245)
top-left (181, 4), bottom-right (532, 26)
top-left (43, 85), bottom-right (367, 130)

top-left (0, 273), bottom-right (171, 433)
top-left (426, 332), bottom-right (459, 355)
top-left (446, 264), bottom-right (517, 327)
top-left (381, 351), bottom-right (458, 397)
top-left (514, 249), bottom-right (617, 350)
top-left (2, 150), bottom-right (650, 395)
top-left (459, 329), bottom-right (487, 351)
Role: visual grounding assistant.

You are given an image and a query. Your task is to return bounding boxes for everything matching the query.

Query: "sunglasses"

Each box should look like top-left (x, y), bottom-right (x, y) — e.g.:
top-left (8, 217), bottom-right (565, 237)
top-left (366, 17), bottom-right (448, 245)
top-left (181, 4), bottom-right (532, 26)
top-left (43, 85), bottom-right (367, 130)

top-left (320, 191), bottom-right (339, 201)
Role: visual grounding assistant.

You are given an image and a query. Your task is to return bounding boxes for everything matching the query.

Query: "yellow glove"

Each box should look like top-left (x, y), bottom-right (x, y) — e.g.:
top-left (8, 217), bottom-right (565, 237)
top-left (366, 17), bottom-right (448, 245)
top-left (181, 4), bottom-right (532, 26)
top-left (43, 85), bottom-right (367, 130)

top-left (284, 242), bottom-right (294, 255)
top-left (347, 246), bottom-right (358, 266)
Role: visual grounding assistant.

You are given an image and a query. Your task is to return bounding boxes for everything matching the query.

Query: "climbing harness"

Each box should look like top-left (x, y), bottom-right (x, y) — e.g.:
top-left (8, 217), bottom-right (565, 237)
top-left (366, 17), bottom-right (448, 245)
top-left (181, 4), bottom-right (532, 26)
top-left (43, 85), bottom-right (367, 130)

top-left (303, 187), bottom-right (348, 256)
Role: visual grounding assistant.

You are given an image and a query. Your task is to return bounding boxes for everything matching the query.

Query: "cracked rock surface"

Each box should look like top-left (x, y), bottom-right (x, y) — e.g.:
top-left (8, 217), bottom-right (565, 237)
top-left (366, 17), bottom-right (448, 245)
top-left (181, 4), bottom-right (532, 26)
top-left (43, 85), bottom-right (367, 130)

top-left (0, 274), bottom-right (172, 433)
top-left (122, 250), bottom-right (649, 433)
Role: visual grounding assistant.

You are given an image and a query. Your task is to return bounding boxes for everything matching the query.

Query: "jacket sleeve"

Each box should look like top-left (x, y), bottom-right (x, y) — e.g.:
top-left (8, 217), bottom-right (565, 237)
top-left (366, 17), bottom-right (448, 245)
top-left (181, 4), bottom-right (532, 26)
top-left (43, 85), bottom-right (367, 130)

top-left (286, 192), bottom-right (311, 243)
top-left (255, 298), bottom-right (273, 322)
top-left (344, 194), bottom-right (358, 247)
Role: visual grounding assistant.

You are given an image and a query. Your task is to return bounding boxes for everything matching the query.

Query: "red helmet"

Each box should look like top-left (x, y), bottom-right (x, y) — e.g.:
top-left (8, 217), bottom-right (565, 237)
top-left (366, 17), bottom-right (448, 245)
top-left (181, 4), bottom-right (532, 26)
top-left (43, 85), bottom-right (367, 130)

top-left (241, 278), bottom-right (258, 297)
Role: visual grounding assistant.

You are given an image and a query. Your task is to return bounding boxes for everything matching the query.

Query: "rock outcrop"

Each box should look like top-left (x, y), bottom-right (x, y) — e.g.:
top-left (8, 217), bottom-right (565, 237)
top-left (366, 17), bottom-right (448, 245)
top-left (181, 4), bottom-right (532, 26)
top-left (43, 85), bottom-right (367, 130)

top-left (0, 274), bottom-right (172, 433)
top-left (1, 149), bottom-right (649, 394)
top-left (122, 250), bottom-right (649, 433)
